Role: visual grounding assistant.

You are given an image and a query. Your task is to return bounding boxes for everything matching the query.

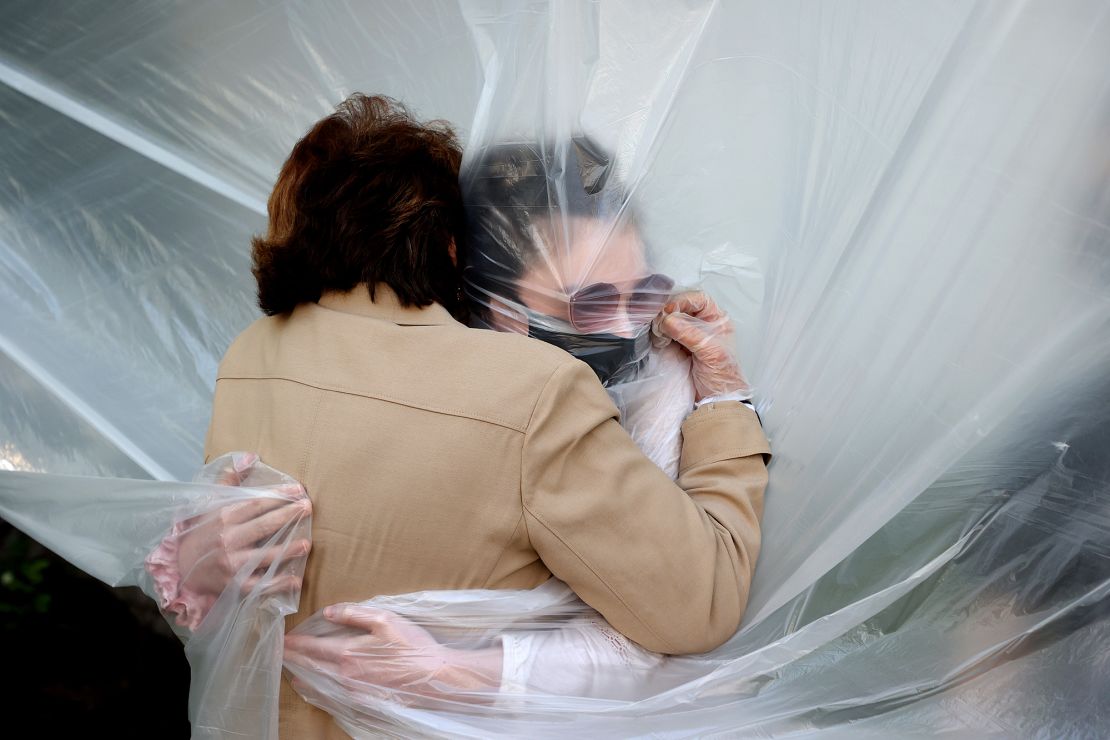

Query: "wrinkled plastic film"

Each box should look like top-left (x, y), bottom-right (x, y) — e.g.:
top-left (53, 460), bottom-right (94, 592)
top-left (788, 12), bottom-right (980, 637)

top-left (4, 443), bottom-right (1107, 737)
top-left (0, 455), bottom-right (311, 739)
top-left (459, 2), bottom-right (719, 389)
top-left (282, 417), bottom-right (1110, 737)
top-left (457, 0), bottom-right (1110, 627)
top-left (298, 1), bottom-right (1108, 734)
top-left (0, 0), bottom-right (1107, 737)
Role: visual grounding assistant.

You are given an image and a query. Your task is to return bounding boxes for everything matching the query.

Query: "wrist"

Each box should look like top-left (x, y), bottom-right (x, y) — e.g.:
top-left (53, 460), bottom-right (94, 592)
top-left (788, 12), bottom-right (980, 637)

top-left (435, 646), bottom-right (503, 703)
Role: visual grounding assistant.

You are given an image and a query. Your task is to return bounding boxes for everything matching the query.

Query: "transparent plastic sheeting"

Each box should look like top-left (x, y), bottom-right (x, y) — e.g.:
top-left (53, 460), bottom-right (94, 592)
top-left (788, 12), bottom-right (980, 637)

top-left (0, 0), bottom-right (1106, 736)
top-left (0, 454), bottom-right (312, 740)
top-left (3, 442), bottom-right (1109, 738)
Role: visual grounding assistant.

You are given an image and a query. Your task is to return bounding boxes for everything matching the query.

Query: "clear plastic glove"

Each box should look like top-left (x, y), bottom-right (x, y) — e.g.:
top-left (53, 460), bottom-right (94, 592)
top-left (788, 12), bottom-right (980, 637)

top-left (144, 451), bottom-right (312, 629)
top-left (651, 290), bottom-right (750, 402)
top-left (283, 603), bottom-right (503, 709)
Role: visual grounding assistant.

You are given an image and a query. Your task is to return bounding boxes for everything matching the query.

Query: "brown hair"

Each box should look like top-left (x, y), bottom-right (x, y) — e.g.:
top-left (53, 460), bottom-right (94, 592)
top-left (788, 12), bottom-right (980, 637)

top-left (251, 93), bottom-right (466, 318)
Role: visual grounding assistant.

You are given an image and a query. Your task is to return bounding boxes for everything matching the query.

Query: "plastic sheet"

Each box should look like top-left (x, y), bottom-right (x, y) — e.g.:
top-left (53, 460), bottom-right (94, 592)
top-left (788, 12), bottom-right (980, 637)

top-left (282, 411), bottom-right (1110, 737)
top-left (0, 454), bottom-right (312, 739)
top-left (1, 0), bottom-right (1109, 737)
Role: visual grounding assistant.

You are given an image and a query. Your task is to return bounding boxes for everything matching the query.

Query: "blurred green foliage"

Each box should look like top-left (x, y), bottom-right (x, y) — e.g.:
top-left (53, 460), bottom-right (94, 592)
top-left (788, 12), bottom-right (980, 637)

top-left (0, 525), bottom-right (53, 622)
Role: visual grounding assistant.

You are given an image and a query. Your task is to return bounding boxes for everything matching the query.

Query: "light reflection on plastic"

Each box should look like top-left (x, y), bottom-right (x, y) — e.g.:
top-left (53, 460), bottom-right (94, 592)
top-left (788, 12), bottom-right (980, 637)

top-left (0, 443), bottom-right (38, 472)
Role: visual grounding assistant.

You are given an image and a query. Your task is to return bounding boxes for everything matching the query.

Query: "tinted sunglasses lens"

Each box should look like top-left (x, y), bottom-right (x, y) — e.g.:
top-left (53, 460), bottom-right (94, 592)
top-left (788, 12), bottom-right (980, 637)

top-left (569, 282), bottom-right (620, 332)
top-left (627, 274), bottom-right (674, 318)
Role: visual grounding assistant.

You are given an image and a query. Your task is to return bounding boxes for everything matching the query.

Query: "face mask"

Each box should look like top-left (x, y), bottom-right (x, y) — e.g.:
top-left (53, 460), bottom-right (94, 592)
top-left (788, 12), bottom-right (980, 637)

top-left (528, 323), bottom-right (650, 386)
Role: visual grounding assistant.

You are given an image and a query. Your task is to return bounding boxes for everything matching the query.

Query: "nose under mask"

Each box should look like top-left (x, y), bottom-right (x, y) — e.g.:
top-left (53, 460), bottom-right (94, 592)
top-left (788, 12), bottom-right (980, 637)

top-left (528, 323), bottom-right (650, 386)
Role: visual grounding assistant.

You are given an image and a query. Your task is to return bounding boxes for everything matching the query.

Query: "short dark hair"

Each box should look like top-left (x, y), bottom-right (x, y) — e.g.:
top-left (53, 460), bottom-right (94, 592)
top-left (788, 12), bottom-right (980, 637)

top-left (252, 93), bottom-right (466, 317)
top-left (461, 137), bottom-right (618, 310)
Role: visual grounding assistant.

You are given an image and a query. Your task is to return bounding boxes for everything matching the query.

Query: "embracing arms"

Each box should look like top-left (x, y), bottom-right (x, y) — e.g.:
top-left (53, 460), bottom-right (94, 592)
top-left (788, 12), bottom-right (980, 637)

top-left (523, 359), bottom-right (769, 655)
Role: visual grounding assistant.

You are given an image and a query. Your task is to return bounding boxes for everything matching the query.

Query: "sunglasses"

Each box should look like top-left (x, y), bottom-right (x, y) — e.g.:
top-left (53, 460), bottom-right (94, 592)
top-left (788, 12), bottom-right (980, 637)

top-left (566, 273), bottom-right (675, 333)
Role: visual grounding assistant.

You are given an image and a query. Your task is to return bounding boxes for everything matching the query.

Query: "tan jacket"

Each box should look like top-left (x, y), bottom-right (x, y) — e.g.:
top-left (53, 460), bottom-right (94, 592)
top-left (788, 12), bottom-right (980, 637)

top-left (204, 284), bottom-right (771, 739)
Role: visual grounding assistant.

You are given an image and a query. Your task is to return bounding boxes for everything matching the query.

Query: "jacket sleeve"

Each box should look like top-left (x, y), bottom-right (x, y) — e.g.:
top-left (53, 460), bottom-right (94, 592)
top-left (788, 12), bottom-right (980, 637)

top-left (520, 360), bottom-right (771, 655)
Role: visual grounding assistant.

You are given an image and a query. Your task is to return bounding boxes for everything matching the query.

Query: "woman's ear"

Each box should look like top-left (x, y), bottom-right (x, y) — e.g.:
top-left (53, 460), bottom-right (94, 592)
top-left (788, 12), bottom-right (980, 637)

top-left (448, 238), bottom-right (458, 267)
top-left (486, 296), bottom-right (529, 335)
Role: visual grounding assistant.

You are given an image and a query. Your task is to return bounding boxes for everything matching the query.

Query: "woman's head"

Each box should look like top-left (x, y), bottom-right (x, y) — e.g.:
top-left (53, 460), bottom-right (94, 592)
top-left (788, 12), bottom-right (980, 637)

top-left (463, 139), bottom-right (672, 383)
top-left (252, 94), bottom-right (467, 318)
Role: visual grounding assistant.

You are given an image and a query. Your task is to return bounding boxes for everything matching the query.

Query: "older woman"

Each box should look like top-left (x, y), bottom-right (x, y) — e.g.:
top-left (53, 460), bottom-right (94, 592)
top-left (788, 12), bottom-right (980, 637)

top-left (182, 94), bottom-right (767, 738)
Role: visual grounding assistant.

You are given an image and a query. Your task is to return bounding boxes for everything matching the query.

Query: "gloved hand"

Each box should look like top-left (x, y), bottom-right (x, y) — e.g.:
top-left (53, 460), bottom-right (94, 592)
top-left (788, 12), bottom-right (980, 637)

top-left (283, 603), bottom-right (502, 707)
top-left (651, 290), bottom-right (750, 402)
top-left (145, 452), bottom-right (312, 629)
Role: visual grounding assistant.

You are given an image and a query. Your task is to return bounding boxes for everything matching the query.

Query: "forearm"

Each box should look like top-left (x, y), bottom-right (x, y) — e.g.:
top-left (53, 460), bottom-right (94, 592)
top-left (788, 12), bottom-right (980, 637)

top-left (674, 401), bottom-right (770, 639)
top-left (525, 362), bottom-right (771, 654)
top-left (678, 401), bottom-right (769, 567)
top-left (499, 615), bottom-right (692, 701)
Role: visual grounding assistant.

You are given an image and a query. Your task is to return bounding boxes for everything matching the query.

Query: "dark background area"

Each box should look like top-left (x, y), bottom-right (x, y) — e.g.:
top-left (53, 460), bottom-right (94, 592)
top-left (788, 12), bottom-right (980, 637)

top-left (0, 521), bottom-right (190, 738)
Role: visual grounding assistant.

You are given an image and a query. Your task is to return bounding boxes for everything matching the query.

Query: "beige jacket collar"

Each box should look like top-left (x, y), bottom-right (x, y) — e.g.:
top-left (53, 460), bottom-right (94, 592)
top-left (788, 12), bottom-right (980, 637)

top-left (315, 284), bottom-right (458, 327)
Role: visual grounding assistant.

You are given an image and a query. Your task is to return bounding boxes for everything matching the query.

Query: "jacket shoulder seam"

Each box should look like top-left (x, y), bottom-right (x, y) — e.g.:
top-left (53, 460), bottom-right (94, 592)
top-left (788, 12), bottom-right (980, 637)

top-left (522, 360), bottom-right (577, 435)
top-left (215, 374), bottom-right (528, 433)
